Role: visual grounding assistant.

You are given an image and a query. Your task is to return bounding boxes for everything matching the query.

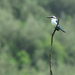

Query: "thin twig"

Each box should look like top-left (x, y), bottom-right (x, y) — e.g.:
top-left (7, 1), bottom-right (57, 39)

top-left (50, 19), bottom-right (59, 75)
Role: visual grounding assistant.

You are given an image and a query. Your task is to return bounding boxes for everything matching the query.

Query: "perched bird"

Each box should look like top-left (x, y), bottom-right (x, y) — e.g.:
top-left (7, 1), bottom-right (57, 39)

top-left (47, 16), bottom-right (65, 33)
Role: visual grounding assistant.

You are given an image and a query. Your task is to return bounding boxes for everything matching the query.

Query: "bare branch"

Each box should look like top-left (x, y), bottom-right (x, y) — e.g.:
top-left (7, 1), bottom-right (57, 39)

top-left (50, 19), bottom-right (59, 75)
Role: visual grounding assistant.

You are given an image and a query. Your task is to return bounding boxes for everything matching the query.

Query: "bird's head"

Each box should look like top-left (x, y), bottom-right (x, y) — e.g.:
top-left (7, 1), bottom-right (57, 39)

top-left (47, 16), bottom-right (56, 19)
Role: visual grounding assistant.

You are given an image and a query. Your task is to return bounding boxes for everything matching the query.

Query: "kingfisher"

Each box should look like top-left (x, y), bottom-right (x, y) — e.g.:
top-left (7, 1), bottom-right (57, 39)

top-left (47, 16), bottom-right (65, 33)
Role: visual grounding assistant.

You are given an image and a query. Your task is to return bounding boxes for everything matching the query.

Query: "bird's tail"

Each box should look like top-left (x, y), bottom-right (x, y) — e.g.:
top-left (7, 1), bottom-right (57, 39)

top-left (60, 28), bottom-right (65, 33)
top-left (58, 25), bottom-right (65, 33)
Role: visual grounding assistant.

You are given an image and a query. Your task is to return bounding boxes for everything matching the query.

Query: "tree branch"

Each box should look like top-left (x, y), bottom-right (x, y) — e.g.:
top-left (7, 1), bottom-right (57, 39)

top-left (50, 19), bottom-right (59, 75)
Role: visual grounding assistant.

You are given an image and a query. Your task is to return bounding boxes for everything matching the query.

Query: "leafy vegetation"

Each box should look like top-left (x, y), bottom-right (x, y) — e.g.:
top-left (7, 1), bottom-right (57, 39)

top-left (0, 0), bottom-right (75, 75)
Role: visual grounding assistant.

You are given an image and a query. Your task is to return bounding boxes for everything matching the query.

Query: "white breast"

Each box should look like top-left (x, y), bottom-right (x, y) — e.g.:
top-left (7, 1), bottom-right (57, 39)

top-left (51, 18), bottom-right (57, 27)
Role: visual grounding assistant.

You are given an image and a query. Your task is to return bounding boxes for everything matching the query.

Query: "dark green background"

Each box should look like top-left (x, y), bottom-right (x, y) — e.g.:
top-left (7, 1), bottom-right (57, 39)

top-left (0, 0), bottom-right (75, 75)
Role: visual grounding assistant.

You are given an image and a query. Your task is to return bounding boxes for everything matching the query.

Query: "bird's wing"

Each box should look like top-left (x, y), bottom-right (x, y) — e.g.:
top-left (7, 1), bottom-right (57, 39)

top-left (54, 20), bottom-right (58, 25)
top-left (56, 20), bottom-right (58, 24)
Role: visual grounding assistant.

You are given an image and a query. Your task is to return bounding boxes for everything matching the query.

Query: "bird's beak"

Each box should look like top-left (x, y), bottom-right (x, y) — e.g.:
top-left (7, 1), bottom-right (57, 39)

top-left (47, 16), bottom-right (52, 19)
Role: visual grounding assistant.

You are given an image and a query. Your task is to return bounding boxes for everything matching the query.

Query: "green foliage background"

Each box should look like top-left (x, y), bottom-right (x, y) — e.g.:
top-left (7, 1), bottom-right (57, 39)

top-left (0, 0), bottom-right (75, 75)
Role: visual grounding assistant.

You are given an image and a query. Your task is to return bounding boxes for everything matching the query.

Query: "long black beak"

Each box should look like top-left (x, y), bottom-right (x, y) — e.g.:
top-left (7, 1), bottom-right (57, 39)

top-left (47, 16), bottom-right (53, 18)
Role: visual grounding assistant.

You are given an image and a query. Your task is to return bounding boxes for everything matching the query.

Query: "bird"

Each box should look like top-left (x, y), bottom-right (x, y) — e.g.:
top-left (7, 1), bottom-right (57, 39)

top-left (47, 16), bottom-right (65, 33)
